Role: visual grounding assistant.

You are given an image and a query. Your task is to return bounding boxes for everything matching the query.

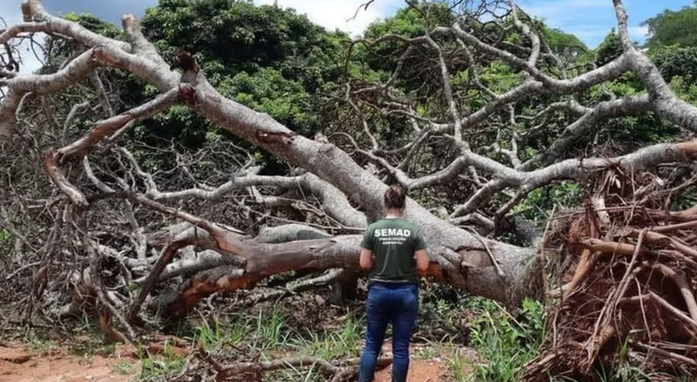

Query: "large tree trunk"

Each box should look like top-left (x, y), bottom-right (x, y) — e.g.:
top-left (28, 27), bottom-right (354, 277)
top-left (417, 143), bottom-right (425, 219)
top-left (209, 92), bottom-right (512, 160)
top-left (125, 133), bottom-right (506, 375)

top-left (144, 222), bottom-right (539, 319)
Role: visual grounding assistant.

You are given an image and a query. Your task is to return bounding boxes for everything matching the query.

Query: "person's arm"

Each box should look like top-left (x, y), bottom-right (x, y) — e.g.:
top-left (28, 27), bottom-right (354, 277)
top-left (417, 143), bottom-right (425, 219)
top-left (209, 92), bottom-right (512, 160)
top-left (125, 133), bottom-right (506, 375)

top-left (360, 248), bottom-right (374, 270)
top-left (413, 228), bottom-right (429, 275)
top-left (414, 249), bottom-right (429, 274)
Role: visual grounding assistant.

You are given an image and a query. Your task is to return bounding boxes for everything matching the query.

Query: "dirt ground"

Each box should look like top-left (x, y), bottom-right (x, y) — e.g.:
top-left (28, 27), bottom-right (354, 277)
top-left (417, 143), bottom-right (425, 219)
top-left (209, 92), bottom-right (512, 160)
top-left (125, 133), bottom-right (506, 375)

top-left (371, 342), bottom-right (468, 381)
top-left (0, 341), bottom-right (456, 382)
top-left (374, 359), bottom-right (449, 382)
top-left (0, 342), bottom-right (138, 382)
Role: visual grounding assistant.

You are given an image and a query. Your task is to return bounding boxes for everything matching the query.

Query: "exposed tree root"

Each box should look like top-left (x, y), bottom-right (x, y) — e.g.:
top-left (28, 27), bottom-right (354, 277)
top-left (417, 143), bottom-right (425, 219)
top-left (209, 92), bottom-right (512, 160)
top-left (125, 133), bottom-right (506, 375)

top-left (524, 168), bottom-right (697, 381)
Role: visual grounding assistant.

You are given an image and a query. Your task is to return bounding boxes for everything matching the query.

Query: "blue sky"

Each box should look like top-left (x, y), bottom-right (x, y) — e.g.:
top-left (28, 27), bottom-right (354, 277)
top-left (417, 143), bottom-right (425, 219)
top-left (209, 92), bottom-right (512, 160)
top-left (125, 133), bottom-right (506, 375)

top-left (517, 0), bottom-right (694, 47)
top-left (1, 0), bottom-right (695, 73)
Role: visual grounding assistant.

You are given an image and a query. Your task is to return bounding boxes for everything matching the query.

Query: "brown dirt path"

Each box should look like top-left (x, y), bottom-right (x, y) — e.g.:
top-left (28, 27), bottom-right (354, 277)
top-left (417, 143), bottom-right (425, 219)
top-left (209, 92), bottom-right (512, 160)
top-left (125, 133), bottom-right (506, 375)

top-left (374, 358), bottom-right (449, 382)
top-left (0, 342), bottom-right (139, 382)
top-left (371, 342), bottom-right (468, 381)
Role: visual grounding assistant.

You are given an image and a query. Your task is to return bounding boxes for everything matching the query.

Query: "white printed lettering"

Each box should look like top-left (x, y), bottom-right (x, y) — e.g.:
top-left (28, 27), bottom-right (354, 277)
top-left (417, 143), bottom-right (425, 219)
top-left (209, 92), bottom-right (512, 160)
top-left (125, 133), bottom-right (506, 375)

top-left (373, 226), bottom-right (413, 240)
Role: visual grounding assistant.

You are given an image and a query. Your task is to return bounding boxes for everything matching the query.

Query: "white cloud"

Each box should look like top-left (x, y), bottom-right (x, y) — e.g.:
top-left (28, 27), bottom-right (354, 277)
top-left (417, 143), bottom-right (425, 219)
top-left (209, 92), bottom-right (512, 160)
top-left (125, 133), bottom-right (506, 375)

top-left (562, 26), bottom-right (613, 42)
top-left (253, 0), bottom-right (400, 38)
top-left (629, 25), bottom-right (649, 40)
top-left (0, 0), bottom-right (45, 74)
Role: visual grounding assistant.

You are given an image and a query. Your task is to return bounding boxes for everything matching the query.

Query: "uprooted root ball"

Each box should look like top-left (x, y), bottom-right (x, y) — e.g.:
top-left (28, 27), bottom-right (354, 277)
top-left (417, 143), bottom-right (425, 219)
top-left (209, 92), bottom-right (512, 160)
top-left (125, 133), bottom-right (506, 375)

top-left (525, 167), bottom-right (697, 381)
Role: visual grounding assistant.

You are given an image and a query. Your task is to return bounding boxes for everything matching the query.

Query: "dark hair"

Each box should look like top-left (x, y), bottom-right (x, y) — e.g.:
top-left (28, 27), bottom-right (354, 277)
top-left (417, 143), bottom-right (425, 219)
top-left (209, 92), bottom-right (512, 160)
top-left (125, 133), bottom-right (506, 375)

top-left (384, 184), bottom-right (406, 210)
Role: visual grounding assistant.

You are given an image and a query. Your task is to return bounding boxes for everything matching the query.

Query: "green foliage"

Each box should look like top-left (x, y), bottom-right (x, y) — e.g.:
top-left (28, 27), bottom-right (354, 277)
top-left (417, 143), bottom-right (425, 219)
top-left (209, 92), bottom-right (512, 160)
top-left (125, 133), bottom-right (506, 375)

top-left (643, 5), bottom-right (697, 49)
top-left (219, 68), bottom-right (315, 136)
top-left (61, 12), bottom-right (121, 38)
top-left (418, 282), bottom-right (468, 342)
top-left (192, 308), bottom-right (291, 351)
top-left (651, 45), bottom-right (697, 90)
top-left (0, 229), bottom-right (10, 243)
top-left (143, 0), bottom-right (345, 81)
top-left (364, 3), bottom-right (455, 39)
top-left (24, 335), bottom-right (60, 356)
top-left (576, 71), bottom-right (681, 147)
top-left (447, 347), bottom-right (474, 381)
top-left (133, 0), bottom-right (348, 150)
top-left (113, 361), bottom-right (136, 375)
top-left (466, 297), bottom-right (546, 382)
top-left (512, 181), bottom-right (582, 225)
top-left (479, 60), bottom-right (522, 93)
top-left (550, 350), bottom-right (693, 382)
top-left (542, 27), bottom-right (588, 61)
top-left (360, 3), bottom-right (457, 93)
top-left (595, 29), bottom-right (623, 67)
top-left (667, 75), bottom-right (697, 104)
top-left (0, 229), bottom-right (10, 262)
top-left (194, 316), bottom-right (243, 350)
top-left (673, 186), bottom-right (697, 210)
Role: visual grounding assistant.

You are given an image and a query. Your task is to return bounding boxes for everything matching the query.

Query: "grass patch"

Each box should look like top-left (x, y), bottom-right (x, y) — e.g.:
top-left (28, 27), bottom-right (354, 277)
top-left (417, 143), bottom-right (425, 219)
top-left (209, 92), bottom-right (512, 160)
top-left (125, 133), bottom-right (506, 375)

top-left (253, 307), bottom-right (289, 350)
top-left (140, 356), bottom-right (186, 382)
top-left (446, 346), bottom-right (475, 382)
top-left (194, 314), bottom-right (253, 351)
top-left (291, 315), bottom-right (363, 359)
top-left (113, 360), bottom-right (136, 375)
top-left (137, 340), bottom-right (187, 382)
top-left (25, 337), bottom-right (59, 356)
top-left (464, 297), bottom-right (546, 382)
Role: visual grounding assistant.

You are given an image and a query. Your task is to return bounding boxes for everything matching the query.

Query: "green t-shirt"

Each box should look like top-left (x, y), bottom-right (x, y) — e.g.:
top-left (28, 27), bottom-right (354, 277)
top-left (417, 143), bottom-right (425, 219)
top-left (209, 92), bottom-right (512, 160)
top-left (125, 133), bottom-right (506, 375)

top-left (360, 218), bottom-right (427, 284)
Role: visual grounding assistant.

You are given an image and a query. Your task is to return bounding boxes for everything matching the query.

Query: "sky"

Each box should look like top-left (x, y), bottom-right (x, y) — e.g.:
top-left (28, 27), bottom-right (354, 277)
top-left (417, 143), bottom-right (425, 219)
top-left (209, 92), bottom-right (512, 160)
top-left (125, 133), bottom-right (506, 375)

top-left (0, 0), bottom-right (694, 74)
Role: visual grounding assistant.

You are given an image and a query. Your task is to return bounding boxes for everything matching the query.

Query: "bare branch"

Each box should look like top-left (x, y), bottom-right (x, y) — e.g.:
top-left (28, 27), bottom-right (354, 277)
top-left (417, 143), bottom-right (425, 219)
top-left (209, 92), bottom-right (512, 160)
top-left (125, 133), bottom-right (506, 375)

top-left (612, 0), bottom-right (632, 50)
top-left (445, 24), bottom-right (631, 94)
top-left (0, 48), bottom-right (98, 135)
top-left (425, 33), bottom-right (464, 146)
top-left (89, 72), bottom-right (114, 117)
top-left (62, 100), bottom-right (90, 140)
top-left (452, 140), bottom-right (697, 217)
top-left (56, 86), bottom-right (184, 161)
top-left (121, 14), bottom-right (168, 68)
top-left (523, 94), bottom-right (651, 169)
top-left (508, 1), bottom-right (541, 67)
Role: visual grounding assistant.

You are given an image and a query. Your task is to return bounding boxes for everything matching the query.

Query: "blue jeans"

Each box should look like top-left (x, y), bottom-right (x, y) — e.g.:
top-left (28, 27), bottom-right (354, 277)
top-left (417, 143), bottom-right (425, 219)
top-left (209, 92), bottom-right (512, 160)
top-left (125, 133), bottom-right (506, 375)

top-left (358, 282), bottom-right (419, 382)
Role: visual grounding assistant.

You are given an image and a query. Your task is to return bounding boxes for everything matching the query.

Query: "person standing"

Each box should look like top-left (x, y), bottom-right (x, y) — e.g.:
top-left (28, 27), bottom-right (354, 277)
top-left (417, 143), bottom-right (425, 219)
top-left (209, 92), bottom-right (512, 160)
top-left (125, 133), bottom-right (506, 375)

top-left (357, 185), bottom-right (429, 382)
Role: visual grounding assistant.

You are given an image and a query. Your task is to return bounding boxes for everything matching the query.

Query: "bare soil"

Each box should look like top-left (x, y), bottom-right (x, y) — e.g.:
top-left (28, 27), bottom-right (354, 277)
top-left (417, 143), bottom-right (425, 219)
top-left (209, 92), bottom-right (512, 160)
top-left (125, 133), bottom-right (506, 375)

top-left (374, 358), bottom-right (449, 382)
top-left (0, 340), bottom-right (460, 382)
top-left (371, 342), bottom-right (472, 381)
top-left (0, 342), bottom-right (139, 382)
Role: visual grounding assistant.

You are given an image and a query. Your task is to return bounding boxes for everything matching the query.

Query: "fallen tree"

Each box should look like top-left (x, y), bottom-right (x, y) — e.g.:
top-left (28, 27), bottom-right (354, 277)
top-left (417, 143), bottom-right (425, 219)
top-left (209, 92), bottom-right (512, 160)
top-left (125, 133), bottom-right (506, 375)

top-left (1, 1), bottom-right (697, 365)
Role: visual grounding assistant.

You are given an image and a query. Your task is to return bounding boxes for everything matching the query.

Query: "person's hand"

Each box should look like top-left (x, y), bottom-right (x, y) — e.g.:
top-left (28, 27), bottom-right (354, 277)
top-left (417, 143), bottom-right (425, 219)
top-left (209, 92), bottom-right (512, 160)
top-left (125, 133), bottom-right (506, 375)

top-left (416, 267), bottom-right (433, 288)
